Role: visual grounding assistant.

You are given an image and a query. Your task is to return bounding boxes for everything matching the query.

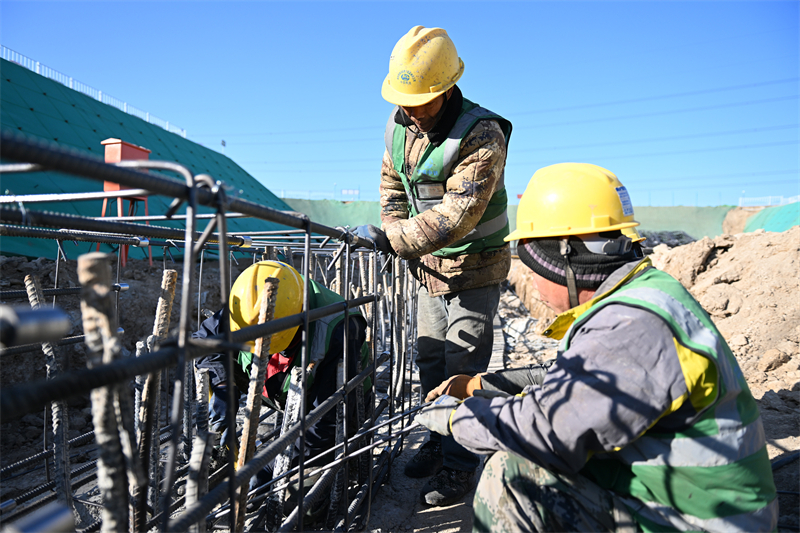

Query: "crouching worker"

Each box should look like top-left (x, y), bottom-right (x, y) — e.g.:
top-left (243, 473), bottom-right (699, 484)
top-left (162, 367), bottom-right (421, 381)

top-left (193, 260), bottom-right (369, 495)
top-left (418, 163), bottom-right (777, 532)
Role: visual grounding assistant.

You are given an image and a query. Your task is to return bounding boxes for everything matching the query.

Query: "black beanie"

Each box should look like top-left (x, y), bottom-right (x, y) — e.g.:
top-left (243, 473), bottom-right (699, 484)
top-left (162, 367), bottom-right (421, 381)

top-left (517, 235), bottom-right (638, 290)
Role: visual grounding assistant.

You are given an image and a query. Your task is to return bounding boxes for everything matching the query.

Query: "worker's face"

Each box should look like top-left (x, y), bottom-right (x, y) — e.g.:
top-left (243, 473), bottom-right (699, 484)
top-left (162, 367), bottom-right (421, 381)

top-left (399, 88), bottom-right (454, 132)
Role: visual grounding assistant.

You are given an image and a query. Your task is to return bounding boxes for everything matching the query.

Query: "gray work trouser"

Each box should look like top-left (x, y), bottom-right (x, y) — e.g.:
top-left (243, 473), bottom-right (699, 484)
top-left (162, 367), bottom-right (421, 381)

top-left (416, 283), bottom-right (500, 472)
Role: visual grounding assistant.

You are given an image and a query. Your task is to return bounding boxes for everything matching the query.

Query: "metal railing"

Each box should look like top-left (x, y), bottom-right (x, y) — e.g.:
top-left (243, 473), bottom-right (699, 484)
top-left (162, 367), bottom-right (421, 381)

top-left (738, 194), bottom-right (799, 207)
top-left (0, 131), bottom-right (420, 532)
top-left (1, 45), bottom-right (187, 139)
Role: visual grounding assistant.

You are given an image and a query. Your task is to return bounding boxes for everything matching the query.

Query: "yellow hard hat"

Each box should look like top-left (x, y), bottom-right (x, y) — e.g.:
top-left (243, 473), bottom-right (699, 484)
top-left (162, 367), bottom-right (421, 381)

top-left (381, 26), bottom-right (465, 107)
top-left (506, 163), bottom-right (639, 241)
top-left (229, 260), bottom-right (303, 353)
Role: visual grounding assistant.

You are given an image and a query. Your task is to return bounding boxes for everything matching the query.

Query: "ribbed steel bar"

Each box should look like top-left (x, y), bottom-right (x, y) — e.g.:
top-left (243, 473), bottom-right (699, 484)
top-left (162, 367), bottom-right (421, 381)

top-left (23, 275), bottom-right (72, 512)
top-left (0, 132), bottom-right (372, 246)
top-left (0, 283), bottom-right (129, 301)
top-left (167, 362), bottom-right (373, 533)
top-left (0, 189), bottom-right (151, 203)
top-left (0, 224), bottom-right (149, 247)
top-left (0, 296), bottom-right (375, 419)
top-left (0, 206), bottom-right (250, 248)
top-left (0, 329), bottom-right (125, 358)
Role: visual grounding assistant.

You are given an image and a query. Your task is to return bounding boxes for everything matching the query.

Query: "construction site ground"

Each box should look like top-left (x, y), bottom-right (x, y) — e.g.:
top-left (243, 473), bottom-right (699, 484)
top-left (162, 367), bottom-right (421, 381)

top-left (1, 225), bottom-right (798, 531)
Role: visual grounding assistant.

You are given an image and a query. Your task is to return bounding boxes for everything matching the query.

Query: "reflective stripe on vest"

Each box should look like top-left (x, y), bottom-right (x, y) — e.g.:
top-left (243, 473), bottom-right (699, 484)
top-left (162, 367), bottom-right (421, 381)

top-left (384, 99), bottom-right (511, 257)
top-left (564, 269), bottom-right (775, 531)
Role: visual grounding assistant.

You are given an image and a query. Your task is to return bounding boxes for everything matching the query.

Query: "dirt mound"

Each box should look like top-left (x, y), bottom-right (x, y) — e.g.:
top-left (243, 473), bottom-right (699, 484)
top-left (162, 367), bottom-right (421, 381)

top-left (651, 226), bottom-right (800, 398)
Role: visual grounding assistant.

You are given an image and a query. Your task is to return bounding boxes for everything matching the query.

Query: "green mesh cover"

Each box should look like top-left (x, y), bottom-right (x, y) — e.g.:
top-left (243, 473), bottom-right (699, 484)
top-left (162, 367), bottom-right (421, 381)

top-left (1, 58), bottom-right (294, 260)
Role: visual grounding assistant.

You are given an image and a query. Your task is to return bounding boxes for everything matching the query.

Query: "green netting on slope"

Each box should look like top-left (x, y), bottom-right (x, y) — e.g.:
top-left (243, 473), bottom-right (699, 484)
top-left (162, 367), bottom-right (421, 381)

top-left (283, 199), bottom-right (382, 230)
top-left (1, 58), bottom-right (294, 260)
top-left (277, 202), bottom-right (735, 242)
top-left (509, 205), bottom-right (732, 240)
top-left (628, 206), bottom-right (732, 240)
top-left (744, 202), bottom-right (800, 233)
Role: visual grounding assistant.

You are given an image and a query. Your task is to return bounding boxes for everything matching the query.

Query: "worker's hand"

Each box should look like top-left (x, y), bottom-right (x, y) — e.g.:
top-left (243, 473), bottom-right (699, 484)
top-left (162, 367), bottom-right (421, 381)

top-left (352, 225), bottom-right (394, 255)
top-left (414, 394), bottom-right (461, 436)
top-left (425, 374), bottom-right (484, 402)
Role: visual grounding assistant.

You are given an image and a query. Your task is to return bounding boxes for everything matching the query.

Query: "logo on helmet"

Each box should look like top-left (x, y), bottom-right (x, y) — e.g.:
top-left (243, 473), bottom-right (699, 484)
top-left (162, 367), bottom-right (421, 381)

top-left (397, 70), bottom-right (416, 85)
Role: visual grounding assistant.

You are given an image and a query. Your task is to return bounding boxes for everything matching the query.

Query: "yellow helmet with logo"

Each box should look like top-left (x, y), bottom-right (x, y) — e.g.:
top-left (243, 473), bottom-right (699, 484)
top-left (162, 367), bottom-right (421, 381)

top-left (229, 260), bottom-right (303, 353)
top-left (506, 163), bottom-right (639, 242)
top-left (381, 26), bottom-right (465, 107)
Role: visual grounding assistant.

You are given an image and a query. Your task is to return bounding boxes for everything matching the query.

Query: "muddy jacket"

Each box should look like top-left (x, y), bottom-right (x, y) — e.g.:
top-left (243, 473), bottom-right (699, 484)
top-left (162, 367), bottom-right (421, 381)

top-left (379, 89), bottom-right (512, 297)
top-left (452, 258), bottom-right (777, 532)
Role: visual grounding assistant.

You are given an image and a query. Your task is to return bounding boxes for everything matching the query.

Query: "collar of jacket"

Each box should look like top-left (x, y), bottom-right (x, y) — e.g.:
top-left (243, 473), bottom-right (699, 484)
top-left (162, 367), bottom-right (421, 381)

top-left (542, 257), bottom-right (653, 340)
top-left (394, 85), bottom-right (464, 147)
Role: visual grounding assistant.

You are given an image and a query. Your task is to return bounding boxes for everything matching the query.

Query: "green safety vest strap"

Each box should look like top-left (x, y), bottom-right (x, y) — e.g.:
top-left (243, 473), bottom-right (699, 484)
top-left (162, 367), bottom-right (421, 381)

top-left (384, 98), bottom-right (512, 257)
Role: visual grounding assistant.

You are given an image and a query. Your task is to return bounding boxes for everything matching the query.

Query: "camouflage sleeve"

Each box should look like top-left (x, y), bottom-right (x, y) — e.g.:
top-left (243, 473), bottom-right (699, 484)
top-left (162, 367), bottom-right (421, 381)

top-left (384, 120), bottom-right (507, 260)
top-left (379, 149), bottom-right (409, 229)
top-left (450, 305), bottom-right (687, 474)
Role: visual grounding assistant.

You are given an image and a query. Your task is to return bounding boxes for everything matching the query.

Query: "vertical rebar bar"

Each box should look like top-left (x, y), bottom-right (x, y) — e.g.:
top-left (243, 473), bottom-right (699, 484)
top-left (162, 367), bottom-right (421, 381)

top-left (266, 367), bottom-right (303, 531)
top-left (235, 277), bottom-right (278, 529)
top-left (136, 269), bottom-right (177, 530)
top-left (77, 252), bottom-right (129, 532)
top-left (24, 274), bottom-right (73, 513)
top-left (186, 369), bottom-right (210, 533)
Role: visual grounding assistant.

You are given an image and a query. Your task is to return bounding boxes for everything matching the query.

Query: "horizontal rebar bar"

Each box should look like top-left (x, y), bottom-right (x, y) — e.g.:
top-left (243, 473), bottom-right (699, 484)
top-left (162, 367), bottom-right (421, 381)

top-left (0, 284), bottom-right (128, 301)
top-left (1, 328), bottom-right (125, 358)
top-left (1, 296), bottom-right (375, 418)
top-left (0, 189), bottom-right (151, 203)
top-left (0, 206), bottom-right (250, 248)
top-left (0, 224), bottom-right (148, 247)
top-left (168, 363), bottom-right (374, 532)
top-left (0, 132), bottom-right (373, 248)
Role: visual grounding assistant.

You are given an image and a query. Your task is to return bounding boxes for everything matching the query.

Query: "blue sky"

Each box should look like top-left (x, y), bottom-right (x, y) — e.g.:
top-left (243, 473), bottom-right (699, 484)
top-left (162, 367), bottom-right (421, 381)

top-left (1, 1), bottom-right (797, 206)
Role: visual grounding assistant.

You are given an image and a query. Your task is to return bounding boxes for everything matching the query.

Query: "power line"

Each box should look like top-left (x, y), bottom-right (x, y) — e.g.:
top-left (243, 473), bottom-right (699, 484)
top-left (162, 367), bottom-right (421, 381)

top-left (507, 139), bottom-right (799, 167)
top-left (627, 169), bottom-right (798, 184)
top-left (232, 93), bottom-right (797, 148)
top-left (633, 178), bottom-right (797, 192)
top-left (519, 95), bottom-right (798, 130)
top-left (190, 78), bottom-right (798, 139)
top-left (513, 124), bottom-right (799, 154)
top-left (236, 124), bottom-right (798, 167)
top-left (514, 78), bottom-right (799, 116)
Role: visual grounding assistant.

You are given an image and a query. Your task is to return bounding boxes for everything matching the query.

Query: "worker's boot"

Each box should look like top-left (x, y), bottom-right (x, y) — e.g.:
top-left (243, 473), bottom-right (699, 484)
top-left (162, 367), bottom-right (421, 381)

top-left (403, 440), bottom-right (443, 478)
top-left (420, 466), bottom-right (475, 507)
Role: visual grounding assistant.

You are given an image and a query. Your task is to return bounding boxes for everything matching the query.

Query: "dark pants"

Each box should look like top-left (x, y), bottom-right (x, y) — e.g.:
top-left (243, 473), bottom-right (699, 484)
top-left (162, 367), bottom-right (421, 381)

top-left (416, 283), bottom-right (500, 472)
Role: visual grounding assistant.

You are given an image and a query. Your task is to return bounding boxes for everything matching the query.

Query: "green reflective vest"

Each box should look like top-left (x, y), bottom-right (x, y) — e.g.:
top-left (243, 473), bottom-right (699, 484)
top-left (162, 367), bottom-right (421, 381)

top-left (563, 267), bottom-right (777, 532)
top-left (384, 98), bottom-right (512, 257)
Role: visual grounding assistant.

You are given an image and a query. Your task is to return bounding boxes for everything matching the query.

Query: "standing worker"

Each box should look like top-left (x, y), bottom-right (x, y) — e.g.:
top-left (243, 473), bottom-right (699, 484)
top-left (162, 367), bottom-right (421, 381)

top-left (353, 25), bottom-right (513, 506)
top-left (418, 163), bottom-right (778, 532)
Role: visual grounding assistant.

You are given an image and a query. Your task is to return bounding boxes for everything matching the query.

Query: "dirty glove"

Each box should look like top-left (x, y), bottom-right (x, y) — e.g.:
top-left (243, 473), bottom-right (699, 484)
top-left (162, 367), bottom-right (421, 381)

top-left (425, 374), bottom-right (484, 402)
top-left (352, 225), bottom-right (394, 255)
top-left (414, 394), bottom-right (461, 436)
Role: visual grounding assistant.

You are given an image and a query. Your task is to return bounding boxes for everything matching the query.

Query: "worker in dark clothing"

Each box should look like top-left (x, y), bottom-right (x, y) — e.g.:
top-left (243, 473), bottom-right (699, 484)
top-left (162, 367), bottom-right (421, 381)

top-left (193, 260), bottom-right (369, 491)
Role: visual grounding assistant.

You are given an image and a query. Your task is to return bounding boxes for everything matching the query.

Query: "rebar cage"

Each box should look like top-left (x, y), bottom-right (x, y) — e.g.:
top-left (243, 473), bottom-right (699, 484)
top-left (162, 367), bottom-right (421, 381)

top-left (0, 131), bottom-right (421, 533)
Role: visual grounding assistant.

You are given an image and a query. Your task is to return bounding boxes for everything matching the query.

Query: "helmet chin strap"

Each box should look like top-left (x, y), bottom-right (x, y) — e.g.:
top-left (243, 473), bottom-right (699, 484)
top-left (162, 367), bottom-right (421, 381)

top-left (560, 238), bottom-right (580, 309)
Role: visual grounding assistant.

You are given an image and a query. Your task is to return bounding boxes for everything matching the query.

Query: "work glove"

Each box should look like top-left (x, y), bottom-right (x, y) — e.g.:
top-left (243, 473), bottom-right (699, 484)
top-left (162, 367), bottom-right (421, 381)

top-left (425, 374), bottom-right (485, 402)
top-left (414, 394), bottom-right (461, 436)
top-left (352, 225), bottom-right (394, 255)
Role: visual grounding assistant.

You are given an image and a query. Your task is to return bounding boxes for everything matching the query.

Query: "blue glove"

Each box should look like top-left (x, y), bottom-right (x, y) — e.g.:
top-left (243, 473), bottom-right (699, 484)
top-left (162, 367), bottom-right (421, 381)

top-left (352, 225), bottom-right (394, 255)
top-left (414, 394), bottom-right (461, 436)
